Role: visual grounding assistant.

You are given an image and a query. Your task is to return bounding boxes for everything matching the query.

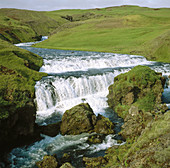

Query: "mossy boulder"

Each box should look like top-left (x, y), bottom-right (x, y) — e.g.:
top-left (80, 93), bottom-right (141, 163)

top-left (94, 114), bottom-right (114, 135)
top-left (107, 65), bottom-right (165, 118)
top-left (60, 103), bottom-right (97, 135)
top-left (83, 156), bottom-right (107, 168)
top-left (60, 103), bottom-right (114, 135)
top-left (36, 155), bottom-right (58, 168)
top-left (60, 162), bottom-right (74, 168)
top-left (87, 134), bottom-right (105, 144)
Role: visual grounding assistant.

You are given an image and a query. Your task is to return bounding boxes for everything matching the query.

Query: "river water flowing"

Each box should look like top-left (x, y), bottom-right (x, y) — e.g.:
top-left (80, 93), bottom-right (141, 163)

top-left (9, 41), bottom-right (170, 168)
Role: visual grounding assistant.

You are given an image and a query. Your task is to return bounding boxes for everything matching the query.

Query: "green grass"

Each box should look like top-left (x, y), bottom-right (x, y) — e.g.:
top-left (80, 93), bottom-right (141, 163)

top-left (0, 8), bottom-right (68, 43)
top-left (0, 39), bottom-right (46, 119)
top-left (34, 6), bottom-right (170, 63)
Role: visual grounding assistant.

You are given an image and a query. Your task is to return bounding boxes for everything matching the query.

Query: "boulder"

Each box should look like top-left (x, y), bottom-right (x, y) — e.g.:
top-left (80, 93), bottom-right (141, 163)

top-left (39, 122), bottom-right (61, 137)
top-left (36, 155), bottom-right (58, 168)
top-left (107, 65), bottom-right (166, 118)
top-left (87, 134), bottom-right (105, 144)
top-left (60, 103), bottom-right (97, 135)
top-left (94, 114), bottom-right (114, 135)
top-left (60, 162), bottom-right (74, 168)
top-left (60, 103), bottom-right (115, 136)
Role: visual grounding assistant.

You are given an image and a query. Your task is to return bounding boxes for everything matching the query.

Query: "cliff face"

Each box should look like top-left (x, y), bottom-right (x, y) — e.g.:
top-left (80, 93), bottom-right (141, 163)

top-left (0, 39), bottom-right (46, 155)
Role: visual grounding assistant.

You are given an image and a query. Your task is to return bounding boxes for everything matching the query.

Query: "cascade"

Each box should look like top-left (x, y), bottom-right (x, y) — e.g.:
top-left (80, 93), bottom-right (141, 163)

top-left (9, 45), bottom-right (170, 168)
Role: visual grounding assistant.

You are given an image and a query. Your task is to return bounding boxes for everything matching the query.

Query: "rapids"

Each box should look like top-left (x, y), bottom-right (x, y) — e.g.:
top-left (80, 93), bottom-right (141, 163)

top-left (9, 40), bottom-right (170, 168)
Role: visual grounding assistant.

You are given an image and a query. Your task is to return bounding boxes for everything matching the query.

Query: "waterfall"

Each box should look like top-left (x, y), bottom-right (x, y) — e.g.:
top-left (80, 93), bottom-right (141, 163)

top-left (9, 45), bottom-right (170, 168)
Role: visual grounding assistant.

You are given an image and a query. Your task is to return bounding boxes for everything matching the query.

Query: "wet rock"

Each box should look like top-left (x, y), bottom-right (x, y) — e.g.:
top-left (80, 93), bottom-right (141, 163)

top-left (39, 122), bottom-right (61, 137)
top-left (0, 100), bottom-right (41, 155)
top-left (94, 114), bottom-right (114, 135)
top-left (87, 134), bottom-right (105, 144)
top-left (83, 156), bottom-right (107, 168)
top-left (36, 155), bottom-right (58, 168)
top-left (60, 153), bottom-right (71, 164)
top-left (60, 103), bottom-right (114, 136)
top-left (60, 103), bottom-right (97, 135)
top-left (60, 162), bottom-right (74, 168)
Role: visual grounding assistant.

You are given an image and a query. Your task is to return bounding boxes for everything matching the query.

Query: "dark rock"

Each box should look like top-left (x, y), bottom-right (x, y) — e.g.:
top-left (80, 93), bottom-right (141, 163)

top-left (60, 153), bottom-right (71, 165)
top-left (36, 155), bottom-right (58, 168)
top-left (0, 100), bottom-right (41, 155)
top-left (94, 114), bottom-right (114, 135)
top-left (39, 122), bottom-right (61, 137)
top-left (60, 103), bottom-right (97, 135)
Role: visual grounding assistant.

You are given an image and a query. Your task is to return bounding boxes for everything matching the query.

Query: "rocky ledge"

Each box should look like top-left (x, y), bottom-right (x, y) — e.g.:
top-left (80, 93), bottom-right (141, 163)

top-left (83, 65), bottom-right (170, 168)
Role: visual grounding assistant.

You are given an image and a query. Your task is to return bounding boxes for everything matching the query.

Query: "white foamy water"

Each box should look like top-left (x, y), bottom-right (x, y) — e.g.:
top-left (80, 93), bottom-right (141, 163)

top-left (39, 53), bottom-right (152, 73)
top-left (9, 45), bottom-right (170, 168)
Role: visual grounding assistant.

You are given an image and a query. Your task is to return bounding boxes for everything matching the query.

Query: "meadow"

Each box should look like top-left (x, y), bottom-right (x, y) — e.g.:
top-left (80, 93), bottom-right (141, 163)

top-left (35, 6), bottom-right (170, 63)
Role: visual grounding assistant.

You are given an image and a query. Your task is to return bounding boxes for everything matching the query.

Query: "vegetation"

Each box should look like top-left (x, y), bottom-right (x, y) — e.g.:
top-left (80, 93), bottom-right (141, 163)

top-left (0, 39), bottom-right (46, 119)
top-left (34, 6), bottom-right (170, 63)
top-left (107, 65), bottom-right (164, 118)
top-left (104, 111), bottom-right (170, 168)
top-left (0, 8), bottom-right (68, 43)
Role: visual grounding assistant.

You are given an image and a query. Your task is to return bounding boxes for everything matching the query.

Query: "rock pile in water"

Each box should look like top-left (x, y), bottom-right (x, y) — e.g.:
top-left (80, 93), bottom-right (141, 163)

top-left (60, 103), bottom-right (114, 135)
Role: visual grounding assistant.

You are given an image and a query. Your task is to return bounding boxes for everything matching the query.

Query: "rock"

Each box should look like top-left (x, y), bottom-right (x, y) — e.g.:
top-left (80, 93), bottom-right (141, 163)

top-left (60, 103), bottom-right (97, 135)
top-left (129, 105), bottom-right (139, 116)
top-left (60, 162), bottom-right (74, 168)
top-left (87, 134), bottom-right (105, 144)
top-left (83, 156), bottom-right (107, 168)
top-left (94, 114), bottom-right (114, 135)
top-left (0, 100), bottom-right (41, 155)
top-left (60, 153), bottom-right (71, 164)
top-left (39, 122), bottom-right (61, 137)
top-left (36, 155), bottom-right (58, 168)
top-left (107, 65), bottom-right (165, 119)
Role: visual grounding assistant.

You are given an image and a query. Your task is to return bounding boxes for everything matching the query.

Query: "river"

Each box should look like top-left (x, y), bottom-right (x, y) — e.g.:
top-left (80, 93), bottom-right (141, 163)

top-left (9, 40), bottom-right (170, 168)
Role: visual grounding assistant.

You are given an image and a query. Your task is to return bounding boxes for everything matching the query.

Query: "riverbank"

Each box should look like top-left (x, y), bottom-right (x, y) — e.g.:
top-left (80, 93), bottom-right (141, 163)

top-left (0, 39), bottom-right (47, 156)
top-left (34, 6), bottom-right (170, 63)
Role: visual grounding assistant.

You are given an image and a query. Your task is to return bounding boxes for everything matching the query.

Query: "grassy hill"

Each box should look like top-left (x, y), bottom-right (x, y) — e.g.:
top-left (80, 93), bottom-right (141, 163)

top-left (0, 8), bottom-right (68, 43)
top-left (35, 6), bottom-right (170, 63)
top-left (0, 39), bottom-right (47, 119)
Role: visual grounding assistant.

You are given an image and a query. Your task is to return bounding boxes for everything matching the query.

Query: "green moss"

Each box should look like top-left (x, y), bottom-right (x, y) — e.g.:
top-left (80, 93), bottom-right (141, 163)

top-left (0, 39), bottom-right (47, 119)
top-left (107, 65), bottom-right (164, 118)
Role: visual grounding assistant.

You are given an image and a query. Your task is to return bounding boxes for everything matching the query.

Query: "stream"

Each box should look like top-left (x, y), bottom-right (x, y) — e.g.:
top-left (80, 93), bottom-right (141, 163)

top-left (9, 40), bottom-right (170, 168)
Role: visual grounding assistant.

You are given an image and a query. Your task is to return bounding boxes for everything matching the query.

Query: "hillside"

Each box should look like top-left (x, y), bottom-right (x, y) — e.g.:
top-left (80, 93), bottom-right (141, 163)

top-left (34, 6), bottom-right (170, 63)
top-left (0, 8), bottom-right (68, 43)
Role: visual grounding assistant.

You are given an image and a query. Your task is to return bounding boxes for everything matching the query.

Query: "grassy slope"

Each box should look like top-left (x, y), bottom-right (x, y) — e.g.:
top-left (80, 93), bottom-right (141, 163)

top-left (0, 8), bottom-right (68, 43)
top-left (0, 39), bottom-right (46, 119)
top-left (35, 6), bottom-right (170, 63)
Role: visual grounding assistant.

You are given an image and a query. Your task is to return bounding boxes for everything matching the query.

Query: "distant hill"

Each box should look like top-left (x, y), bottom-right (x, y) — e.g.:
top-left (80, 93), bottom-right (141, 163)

top-left (0, 8), bottom-right (68, 43)
top-left (35, 6), bottom-right (170, 63)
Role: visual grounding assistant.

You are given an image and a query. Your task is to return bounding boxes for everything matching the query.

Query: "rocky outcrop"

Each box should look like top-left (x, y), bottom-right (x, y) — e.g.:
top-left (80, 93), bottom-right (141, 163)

top-left (60, 103), bottom-right (96, 135)
top-left (94, 114), bottom-right (114, 135)
top-left (107, 65), bottom-right (166, 118)
top-left (60, 103), bottom-right (114, 135)
top-left (36, 155), bottom-right (58, 168)
top-left (84, 66), bottom-right (169, 168)
top-left (0, 100), bottom-right (41, 154)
